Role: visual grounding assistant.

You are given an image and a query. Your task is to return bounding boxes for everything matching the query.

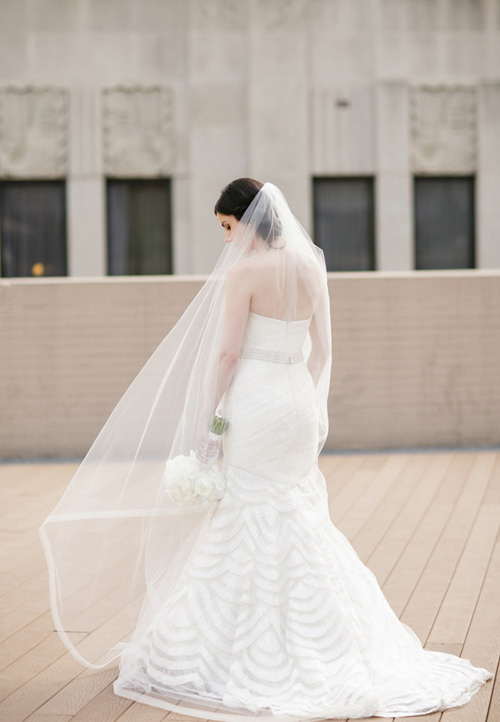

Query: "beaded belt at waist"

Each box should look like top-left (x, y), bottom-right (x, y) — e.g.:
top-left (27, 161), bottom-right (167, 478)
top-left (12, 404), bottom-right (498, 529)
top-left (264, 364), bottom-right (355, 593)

top-left (239, 346), bottom-right (304, 364)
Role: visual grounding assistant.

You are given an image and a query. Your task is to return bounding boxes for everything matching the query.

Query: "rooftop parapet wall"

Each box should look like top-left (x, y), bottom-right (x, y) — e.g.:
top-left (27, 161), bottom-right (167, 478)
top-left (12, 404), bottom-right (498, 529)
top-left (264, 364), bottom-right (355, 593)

top-left (1, 271), bottom-right (499, 459)
top-left (329, 270), bottom-right (500, 452)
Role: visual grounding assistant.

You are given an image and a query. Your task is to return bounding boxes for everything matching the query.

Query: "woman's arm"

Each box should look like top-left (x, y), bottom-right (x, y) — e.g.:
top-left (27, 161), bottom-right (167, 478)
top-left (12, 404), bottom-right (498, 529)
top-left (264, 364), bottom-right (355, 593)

top-left (195, 264), bottom-right (252, 462)
top-left (214, 265), bottom-right (252, 404)
top-left (306, 311), bottom-right (329, 387)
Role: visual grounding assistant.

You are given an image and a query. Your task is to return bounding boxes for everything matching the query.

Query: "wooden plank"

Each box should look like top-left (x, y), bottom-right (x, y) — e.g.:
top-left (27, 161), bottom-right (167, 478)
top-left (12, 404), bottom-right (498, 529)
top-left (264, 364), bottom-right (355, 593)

top-left (336, 453), bottom-right (412, 539)
top-left (0, 612), bottom-right (54, 673)
top-left (445, 540), bottom-right (500, 722)
top-left (0, 632), bottom-right (74, 702)
top-left (0, 464), bottom-right (75, 591)
top-left (325, 453), bottom-right (377, 512)
top-left (37, 667), bottom-right (119, 717)
top-left (366, 453), bottom-right (453, 584)
top-left (349, 453), bottom-right (432, 562)
top-left (0, 588), bottom-right (51, 644)
top-left (427, 503), bottom-right (500, 646)
top-left (22, 715), bottom-right (73, 722)
top-left (486, 655), bottom-right (500, 722)
top-left (0, 572), bottom-right (48, 619)
top-left (329, 454), bottom-right (391, 525)
top-left (400, 453), bottom-right (496, 643)
top-left (0, 464), bottom-right (73, 526)
top-left (381, 453), bottom-right (478, 618)
top-left (0, 651), bottom-right (84, 722)
top-left (70, 682), bottom-right (132, 722)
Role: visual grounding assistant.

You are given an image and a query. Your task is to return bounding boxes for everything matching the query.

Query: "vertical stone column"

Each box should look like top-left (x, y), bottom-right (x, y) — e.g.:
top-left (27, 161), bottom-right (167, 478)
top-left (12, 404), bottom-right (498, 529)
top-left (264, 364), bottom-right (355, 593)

top-left (375, 81), bottom-right (412, 271)
top-left (186, 1), bottom-right (248, 273)
top-left (477, 81), bottom-right (500, 269)
top-left (248, 0), bottom-right (309, 229)
top-left (68, 89), bottom-right (105, 276)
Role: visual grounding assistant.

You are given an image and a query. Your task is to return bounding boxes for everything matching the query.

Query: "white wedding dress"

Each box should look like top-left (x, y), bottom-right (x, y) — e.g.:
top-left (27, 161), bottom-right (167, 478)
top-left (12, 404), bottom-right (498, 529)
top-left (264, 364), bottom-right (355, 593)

top-left (113, 310), bottom-right (493, 720)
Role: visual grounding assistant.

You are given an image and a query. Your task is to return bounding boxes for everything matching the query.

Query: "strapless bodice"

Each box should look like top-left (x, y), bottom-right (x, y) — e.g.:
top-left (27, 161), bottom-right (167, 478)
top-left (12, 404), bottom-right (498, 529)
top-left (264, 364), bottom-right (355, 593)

top-left (239, 310), bottom-right (312, 363)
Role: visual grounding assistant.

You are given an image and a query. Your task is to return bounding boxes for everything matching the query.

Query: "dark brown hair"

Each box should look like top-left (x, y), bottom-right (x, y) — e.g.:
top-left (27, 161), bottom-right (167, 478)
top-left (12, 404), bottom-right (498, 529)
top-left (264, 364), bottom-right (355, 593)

top-left (214, 177), bottom-right (282, 246)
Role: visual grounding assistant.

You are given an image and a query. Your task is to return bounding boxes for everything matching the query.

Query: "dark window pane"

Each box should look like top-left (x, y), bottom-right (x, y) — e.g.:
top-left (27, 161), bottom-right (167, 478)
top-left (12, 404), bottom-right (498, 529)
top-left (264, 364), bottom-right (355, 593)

top-left (313, 177), bottom-right (375, 271)
top-left (107, 179), bottom-right (172, 275)
top-left (0, 181), bottom-right (67, 277)
top-left (415, 176), bottom-right (475, 269)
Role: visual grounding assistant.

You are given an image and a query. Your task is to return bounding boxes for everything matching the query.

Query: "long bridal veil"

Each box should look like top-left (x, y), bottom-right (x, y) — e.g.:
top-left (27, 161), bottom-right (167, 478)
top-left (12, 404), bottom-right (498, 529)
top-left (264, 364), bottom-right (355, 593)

top-left (39, 180), bottom-right (332, 672)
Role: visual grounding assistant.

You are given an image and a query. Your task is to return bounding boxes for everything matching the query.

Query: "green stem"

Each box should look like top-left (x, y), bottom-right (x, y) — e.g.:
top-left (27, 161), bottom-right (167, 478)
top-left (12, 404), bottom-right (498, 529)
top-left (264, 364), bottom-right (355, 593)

top-left (210, 415), bottom-right (229, 435)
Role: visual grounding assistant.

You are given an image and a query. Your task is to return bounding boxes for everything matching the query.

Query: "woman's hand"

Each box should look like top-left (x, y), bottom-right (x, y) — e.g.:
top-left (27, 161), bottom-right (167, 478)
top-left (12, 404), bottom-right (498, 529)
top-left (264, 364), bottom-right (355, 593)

top-left (195, 431), bottom-right (221, 466)
top-left (195, 403), bottom-right (221, 466)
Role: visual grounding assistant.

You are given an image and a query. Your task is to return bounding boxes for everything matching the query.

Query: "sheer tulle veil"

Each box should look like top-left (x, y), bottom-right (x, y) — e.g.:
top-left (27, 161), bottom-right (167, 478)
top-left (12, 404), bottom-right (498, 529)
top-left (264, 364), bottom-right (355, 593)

top-left (39, 180), bottom-right (332, 671)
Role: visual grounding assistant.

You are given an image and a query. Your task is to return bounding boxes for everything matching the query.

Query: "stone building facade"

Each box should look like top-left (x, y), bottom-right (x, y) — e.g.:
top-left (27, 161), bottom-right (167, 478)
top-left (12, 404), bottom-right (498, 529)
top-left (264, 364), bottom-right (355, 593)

top-left (0, 0), bottom-right (499, 276)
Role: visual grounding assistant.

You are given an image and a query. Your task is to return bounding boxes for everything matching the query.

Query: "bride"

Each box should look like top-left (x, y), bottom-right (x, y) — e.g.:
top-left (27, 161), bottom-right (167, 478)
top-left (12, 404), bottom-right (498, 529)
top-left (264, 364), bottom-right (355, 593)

top-left (40, 179), bottom-right (493, 721)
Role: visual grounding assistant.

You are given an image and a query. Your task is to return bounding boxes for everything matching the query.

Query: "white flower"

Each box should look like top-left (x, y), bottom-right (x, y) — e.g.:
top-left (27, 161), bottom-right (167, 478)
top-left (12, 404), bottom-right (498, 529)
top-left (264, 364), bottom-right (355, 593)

top-left (162, 450), bottom-right (226, 507)
top-left (194, 476), bottom-right (212, 497)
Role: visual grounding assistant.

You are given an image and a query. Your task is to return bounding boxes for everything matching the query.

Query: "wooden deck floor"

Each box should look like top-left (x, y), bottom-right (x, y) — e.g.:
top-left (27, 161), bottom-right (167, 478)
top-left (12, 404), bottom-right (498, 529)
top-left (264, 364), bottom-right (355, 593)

top-left (0, 451), bottom-right (499, 722)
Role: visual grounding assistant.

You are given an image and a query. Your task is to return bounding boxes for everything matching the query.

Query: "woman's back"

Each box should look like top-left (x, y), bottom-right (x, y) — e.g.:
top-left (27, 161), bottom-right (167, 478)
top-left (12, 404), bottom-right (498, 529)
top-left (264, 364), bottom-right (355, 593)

top-left (240, 247), bottom-right (322, 322)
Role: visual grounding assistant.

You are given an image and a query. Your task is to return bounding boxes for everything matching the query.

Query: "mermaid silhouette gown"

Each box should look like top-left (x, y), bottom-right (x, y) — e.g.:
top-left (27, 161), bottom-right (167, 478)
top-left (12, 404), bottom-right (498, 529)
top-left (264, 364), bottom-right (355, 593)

top-left (113, 311), bottom-right (493, 720)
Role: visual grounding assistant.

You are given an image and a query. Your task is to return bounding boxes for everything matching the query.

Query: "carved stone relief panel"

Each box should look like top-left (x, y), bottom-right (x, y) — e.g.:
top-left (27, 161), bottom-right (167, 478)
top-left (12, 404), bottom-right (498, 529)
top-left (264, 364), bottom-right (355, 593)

top-left (0, 87), bottom-right (68, 177)
top-left (190, 0), bottom-right (245, 32)
top-left (409, 86), bottom-right (476, 173)
top-left (102, 86), bottom-right (175, 176)
top-left (253, 0), bottom-right (305, 33)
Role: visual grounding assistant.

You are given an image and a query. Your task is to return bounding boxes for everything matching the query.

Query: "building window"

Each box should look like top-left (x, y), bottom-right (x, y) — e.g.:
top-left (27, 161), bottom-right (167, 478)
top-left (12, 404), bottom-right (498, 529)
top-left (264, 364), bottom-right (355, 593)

top-left (414, 176), bottom-right (475, 270)
top-left (107, 179), bottom-right (173, 275)
top-left (0, 181), bottom-right (67, 277)
top-left (312, 177), bottom-right (375, 271)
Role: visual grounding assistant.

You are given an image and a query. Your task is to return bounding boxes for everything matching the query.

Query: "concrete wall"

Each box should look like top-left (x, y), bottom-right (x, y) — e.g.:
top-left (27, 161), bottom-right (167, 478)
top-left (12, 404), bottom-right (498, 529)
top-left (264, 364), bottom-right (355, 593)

top-left (2, 272), bottom-right (499, 459)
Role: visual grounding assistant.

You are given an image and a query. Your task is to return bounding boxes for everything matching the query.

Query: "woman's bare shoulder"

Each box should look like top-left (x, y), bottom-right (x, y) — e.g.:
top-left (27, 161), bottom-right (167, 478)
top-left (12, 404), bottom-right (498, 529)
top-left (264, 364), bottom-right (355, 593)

top-left (227, 256), bottom-right (255, 280)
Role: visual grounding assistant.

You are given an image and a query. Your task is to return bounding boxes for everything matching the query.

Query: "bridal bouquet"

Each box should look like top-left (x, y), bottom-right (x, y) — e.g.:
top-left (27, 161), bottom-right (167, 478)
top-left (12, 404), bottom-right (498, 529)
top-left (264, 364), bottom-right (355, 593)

top-left (162, 450), bottom-right (226, 508)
